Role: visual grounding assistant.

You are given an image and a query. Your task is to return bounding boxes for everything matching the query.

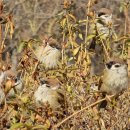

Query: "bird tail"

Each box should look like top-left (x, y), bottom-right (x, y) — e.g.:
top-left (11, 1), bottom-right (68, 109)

top-left (98, 100), bottom-right (108, 109)
top-left (98, 93), bottom-right (108, 109)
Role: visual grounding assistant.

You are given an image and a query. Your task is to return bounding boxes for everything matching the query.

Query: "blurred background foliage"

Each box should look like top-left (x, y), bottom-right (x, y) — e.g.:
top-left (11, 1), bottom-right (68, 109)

top-left (3, 0), bottom-right (129, 43)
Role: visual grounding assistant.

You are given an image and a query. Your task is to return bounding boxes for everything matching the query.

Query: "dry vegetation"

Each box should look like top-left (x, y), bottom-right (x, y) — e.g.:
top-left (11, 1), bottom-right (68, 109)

top-left (0, 0), bottom-right (130, 130)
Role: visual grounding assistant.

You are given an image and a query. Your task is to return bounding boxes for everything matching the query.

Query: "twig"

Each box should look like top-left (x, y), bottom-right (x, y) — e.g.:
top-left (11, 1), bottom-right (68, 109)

top-left (85, 0), bottom-right (91, 44)
top-left (100, 38), bottom-right (110, 60)
top-left (53, 95), bottom-right (114, 129)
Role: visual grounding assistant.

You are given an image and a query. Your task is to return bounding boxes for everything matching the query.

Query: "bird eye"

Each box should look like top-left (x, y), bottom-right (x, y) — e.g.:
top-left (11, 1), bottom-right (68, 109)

top-left (46, 84), bottom-right (51, 88)
top-left (15, 77), bottom-right (18, 83)
top-left (40, 80), bottom-right (47, 85)
top-left (44, 40), bottom-right (48, 45)
top-left (50, 45), bottom-right (56, 48)
top-left (98, 12), bottom-right (105, 17)
top-left (104, 15), bottom-right (109, 18)
top-left (114, 64), bottom-right (120, 68)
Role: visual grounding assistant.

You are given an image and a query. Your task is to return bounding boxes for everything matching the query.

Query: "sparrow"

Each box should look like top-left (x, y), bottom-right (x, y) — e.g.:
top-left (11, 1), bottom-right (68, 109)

top-left (7, 76), bottom-right (23, 97)
top-left (34, 77), bottom-right (64, 110)
top-left (96, 8), bottom-right (113, 39)
top-left (35, 39), bottom-right (61, 69)
top-left (99, 58), bottom-right (129, 108)
top-left (0, 69), bottom-right (23, 105)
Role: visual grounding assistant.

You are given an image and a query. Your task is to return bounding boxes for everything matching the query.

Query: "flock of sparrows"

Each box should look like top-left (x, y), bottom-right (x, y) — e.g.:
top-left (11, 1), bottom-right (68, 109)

top-left (0, 8), bottom-right (129, 110)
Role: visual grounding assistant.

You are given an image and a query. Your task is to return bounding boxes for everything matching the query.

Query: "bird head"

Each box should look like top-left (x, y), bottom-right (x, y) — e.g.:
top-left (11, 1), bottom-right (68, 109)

top-left (105, 58), bottom-right (128, 76)
top-left (97, 8), bottom-right (113, 26)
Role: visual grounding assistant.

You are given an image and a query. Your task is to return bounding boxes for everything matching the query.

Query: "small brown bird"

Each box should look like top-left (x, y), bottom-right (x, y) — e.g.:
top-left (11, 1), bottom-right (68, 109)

top-left (35, 39), bottom-right (61, 69)
top-left (96, 8), bottom-right (113, 38)
top-left (99, 58), bottom-right (129, 108)
top-left (34, 78), bottom-right (64, 110)
top-left (0, 69), bottom-right (23, 104)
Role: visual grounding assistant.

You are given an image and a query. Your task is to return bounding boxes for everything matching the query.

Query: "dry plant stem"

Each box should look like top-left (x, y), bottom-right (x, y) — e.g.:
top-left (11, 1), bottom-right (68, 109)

top-left (0, 1), bottom-right (2, 43)
top-left (53, 95), bottom-right (114, 129)
top-left (0, 99), bottom-right (8, 119)
top-left (1, 23), bottom-right (9, 49)
top-left (84, 0), bottom-right (91, 73)
top-left (0, 1), bottom-right (3, 60)
top-left (61, 47), bottom-right (64, 64)
top-left (114, 36), bottom-right (129, 42)
top-left (85, 0), bottom-right (91, 44)
top-left (128, 47), bottom-right (130, 77)
top-left (123, 4), bottom-right (130, 76)
top-left (100, 38), bottom-right (110, 60)
top-left (62, 29), bottom-right (65, 65)
top-left (121, 7), bottom-right (128, 56)
top-left (66, 13), bottom-right (73, 49)
top-left (96, 26), bottom-right (110, 59)
top-left (32, 60), bottom-right (39, 76)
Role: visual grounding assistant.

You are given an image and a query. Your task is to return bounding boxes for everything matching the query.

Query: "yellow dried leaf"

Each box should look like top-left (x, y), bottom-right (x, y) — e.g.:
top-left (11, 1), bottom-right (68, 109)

top-left (5, 80), bottom-right (13, 94)
top-left (86, 34), bottom-right (95, 42)
top-left (10, 22), bottom-right (14, 39)
top-left (77, 52), bottom-right (82, 63)
top-left (79, 33), bottom-right (83, 40)
top-left (45, 120), bottom-right (51, 128)
top-left (17, 41), bottom-right (26, 53)
top-left (67, 85), bottom-right (72, 93)
top-left (21, 95), bottom-right (29, 103)
top-left (73, 41), bottom-right (79, 47)
top-left (73, 46), bottom-right (80, 56)
top-left (68, 13), bottom-right (76, 22)
top-left (57, 11), bottom-right (64, 16)
top-left (61, 18), bottom-right (66, 27)
top-left (10, 123), bottom-right (24, 130)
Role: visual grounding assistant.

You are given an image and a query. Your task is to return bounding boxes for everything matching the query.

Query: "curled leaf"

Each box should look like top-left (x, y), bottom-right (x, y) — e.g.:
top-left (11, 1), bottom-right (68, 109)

top-left (73, 46), bottom-right (80, 56)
